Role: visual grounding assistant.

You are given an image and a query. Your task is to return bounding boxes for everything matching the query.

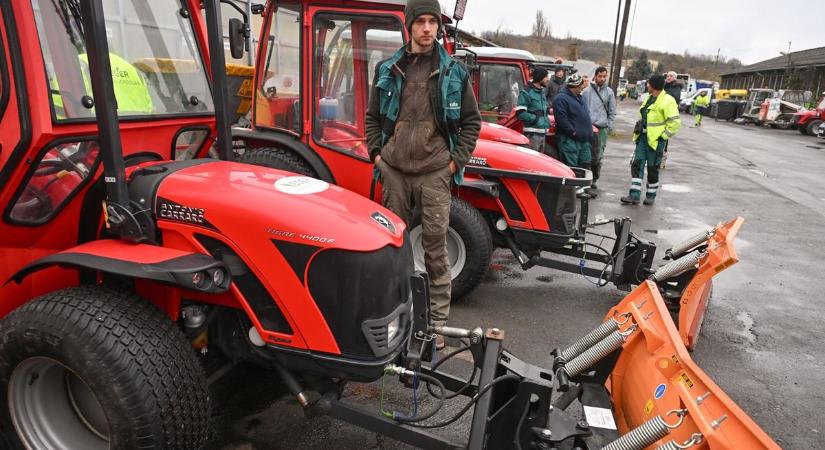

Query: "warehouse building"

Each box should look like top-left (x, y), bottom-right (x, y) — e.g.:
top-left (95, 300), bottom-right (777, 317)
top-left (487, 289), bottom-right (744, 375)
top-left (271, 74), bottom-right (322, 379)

top-left (720, 46), bottom-right (825, 96)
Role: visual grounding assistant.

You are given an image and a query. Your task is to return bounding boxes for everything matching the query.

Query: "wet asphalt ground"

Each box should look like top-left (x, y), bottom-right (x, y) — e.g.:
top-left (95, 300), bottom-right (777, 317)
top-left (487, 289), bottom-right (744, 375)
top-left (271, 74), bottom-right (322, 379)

top-left (212, 101), bottom-right (825, 450)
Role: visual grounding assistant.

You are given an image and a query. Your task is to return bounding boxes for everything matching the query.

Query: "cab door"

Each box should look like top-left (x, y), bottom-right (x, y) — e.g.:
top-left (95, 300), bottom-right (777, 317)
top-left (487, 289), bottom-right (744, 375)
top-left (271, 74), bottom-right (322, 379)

top-left (304, 6), bottom-right (405, 198)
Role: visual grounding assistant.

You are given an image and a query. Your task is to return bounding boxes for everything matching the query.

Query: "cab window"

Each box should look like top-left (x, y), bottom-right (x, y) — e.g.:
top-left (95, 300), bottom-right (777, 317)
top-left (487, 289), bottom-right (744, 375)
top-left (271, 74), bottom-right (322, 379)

top-left (254, 3), bottom-right (302, 134)
top-left (31, 0), bottom-right (214, 121)
top-left (8, 140), bottom-right (100, 224)
top-left (478, 64), bottom-right (523, 122)
top-left (311, 13), bottom-right (403, 159)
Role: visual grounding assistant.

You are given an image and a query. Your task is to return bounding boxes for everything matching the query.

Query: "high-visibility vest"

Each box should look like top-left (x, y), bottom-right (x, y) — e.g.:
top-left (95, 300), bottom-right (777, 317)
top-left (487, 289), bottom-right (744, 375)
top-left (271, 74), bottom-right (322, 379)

top-left (634, 92), bottom-right (681, 150)
top-left (79, 53), bottom-right (154, 114)
top-left (52, 54), bottom-right (154, 118)
top-left (694, 94), bottom-right (710, 108)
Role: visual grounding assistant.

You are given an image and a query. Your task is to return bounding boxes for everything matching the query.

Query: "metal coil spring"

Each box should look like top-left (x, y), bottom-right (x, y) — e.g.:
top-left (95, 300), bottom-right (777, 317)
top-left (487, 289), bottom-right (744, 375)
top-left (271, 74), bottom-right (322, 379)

top-left (564, 330), bottom-right (626, 377)
top-left (655, 441), bottom-right (681, 450)
top-left (655, 433), bottom-right (704, 450)
top-left (602, 413), bottom-right (677, 450)
top-left (665, 228), bottom-right (714, 260)
top-left (651, 251), bottom-right (702, 282)
top-left (561, 318), bottom-right (621, 361)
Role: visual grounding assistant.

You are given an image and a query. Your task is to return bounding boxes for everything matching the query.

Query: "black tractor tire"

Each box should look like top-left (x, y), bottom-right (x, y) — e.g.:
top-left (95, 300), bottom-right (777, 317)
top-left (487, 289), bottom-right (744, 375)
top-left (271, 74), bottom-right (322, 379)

top-left (807, 120), bottom-right (823, 137)
top-left (410, 198), bottom-right (493, 301)
top-left (0, 286), bottom-right (211, 449)
top-left (798, 123), bottom-right (809, 135)
top-left (236, 147), bottom-right (317, 177)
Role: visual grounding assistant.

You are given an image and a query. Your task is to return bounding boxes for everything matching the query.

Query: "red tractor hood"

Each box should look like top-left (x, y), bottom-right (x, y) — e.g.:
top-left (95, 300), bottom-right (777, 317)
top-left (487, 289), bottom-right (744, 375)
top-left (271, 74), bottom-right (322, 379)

top-left (469, 139), bottom-right (576, 179)
top-left (479, 122), bottom-right (530, 146)
top-left (151, 161), bottom-right (406, 252)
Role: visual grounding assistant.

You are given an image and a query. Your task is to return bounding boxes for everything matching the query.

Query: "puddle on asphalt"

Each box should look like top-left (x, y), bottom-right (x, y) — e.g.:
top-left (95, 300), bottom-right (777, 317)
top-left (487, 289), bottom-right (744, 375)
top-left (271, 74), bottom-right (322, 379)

top-left (736, 311), bottom-right (756, 343)
top-left (660, 184), bottom-right (691, 193)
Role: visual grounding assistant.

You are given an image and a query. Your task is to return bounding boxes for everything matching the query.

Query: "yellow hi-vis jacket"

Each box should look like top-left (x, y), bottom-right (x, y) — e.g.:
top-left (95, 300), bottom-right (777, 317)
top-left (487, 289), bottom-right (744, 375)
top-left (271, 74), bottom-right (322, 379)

top-left (80, 53), bottom-right (153, 114)
top-left (633, 92), bottom-right (681, 150)
top-left (694, 94), bottom-right (711, 109)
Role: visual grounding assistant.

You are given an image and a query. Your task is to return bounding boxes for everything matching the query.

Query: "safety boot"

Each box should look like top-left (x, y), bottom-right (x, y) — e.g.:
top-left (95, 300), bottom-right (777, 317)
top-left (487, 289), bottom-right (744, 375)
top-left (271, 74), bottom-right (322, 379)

top-left (643, 197), bottom-right (656, 205)
top-left (620, 195), bottom-right (640, 205)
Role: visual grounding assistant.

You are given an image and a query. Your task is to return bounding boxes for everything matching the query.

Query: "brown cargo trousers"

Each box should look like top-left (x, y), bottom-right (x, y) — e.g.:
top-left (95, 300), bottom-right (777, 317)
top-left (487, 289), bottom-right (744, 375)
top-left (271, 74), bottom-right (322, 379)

top-left (378, 159), bottom-right (452, 326)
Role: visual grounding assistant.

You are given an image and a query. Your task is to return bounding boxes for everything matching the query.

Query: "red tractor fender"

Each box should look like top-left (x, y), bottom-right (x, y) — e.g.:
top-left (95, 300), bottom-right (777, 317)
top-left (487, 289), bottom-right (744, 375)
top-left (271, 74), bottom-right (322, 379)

top-left (478, 122), bottom-right (530, 146)
top-left (793, 110), bottom-right (816, 125)
top-left (232, 127), bottom-right (336, 182)
top-left (7, 239), bottom-right (231, 295)
top-left (606, 282), bottom-right (780, 449)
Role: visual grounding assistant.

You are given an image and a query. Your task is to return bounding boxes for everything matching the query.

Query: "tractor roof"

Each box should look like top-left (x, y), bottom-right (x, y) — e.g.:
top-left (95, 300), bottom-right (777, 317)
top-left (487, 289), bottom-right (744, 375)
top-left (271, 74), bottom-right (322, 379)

top-left (455, 46), bottom-right (537, 61)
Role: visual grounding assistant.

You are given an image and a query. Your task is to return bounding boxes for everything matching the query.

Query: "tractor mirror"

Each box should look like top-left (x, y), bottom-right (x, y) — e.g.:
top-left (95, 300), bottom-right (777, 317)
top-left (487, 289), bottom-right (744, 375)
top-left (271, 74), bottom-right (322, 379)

top-left (228, 18), bottom-right (245, 59)
top-left (453, 0), bottom-right (467, 21)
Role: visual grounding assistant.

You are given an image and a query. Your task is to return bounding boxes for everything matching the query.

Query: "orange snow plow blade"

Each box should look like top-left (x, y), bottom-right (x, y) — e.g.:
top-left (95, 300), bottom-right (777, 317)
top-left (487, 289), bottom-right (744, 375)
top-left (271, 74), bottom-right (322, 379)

top-left (673, 217), bottom-right (744, 350)
top-left (606, 281), bottom-right (778, 449)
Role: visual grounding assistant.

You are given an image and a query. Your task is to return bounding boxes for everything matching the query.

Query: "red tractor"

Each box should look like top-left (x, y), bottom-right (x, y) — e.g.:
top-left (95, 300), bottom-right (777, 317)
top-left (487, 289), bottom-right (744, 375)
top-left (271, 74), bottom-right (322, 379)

top-left (232, 0), bottom-right (662, 306)
top-left (0, 0), bottom-right (780, 448)
top-left (793, 94), bottom-right (825, 136)
top-left (0, 0), bottom-right (416, 447)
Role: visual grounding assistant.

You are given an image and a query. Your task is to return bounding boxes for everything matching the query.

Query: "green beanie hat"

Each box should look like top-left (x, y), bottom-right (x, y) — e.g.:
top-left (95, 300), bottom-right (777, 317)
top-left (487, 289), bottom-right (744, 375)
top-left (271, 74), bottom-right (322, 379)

top-left (405, 0), bottom-right (442, 32)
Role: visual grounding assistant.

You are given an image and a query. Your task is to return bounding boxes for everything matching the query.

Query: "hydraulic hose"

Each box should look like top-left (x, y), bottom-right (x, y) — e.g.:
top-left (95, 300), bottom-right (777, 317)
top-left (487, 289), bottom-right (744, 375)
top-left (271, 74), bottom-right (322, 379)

top-left (408, 374), bottom-right (520, 429)
top-left (391, 371), bottom-right (446, 423)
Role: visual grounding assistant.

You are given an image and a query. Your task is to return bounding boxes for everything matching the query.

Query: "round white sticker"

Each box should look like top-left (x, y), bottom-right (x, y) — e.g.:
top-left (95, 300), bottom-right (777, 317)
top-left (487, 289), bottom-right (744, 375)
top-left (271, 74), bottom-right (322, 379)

top-left (274, 176), bottom-right (329, 195)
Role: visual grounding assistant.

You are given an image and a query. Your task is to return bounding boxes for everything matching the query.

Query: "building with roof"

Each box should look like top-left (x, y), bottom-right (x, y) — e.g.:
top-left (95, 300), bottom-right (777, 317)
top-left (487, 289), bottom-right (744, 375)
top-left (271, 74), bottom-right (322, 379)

top-left (720, 46), bottom-right (825, 95)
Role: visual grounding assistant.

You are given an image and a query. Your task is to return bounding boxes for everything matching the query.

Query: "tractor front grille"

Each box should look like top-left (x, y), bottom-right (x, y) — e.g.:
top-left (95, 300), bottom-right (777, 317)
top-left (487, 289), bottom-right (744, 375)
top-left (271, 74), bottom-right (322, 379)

top-left (307, 236), bottom-right (413, 358)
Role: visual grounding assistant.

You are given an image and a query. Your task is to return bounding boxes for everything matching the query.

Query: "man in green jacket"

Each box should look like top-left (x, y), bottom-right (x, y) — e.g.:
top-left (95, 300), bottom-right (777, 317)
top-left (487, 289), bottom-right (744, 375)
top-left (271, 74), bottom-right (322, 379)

top-left (365, 0), bottom-right (481, 349)
top-left (621, 74), bottom-right (681, 205)
top-left (515, 67), bottom-right (550, 153)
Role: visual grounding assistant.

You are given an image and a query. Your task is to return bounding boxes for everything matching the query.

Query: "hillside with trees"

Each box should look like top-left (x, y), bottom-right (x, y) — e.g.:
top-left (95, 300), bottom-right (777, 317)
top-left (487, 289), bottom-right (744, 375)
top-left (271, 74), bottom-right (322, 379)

top-left (478, 11), bottom-right (743, 81)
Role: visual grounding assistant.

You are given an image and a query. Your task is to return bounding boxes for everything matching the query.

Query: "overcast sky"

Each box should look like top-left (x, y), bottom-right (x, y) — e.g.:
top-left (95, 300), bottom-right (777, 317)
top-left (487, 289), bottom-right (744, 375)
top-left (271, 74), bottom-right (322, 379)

top-left (443, 0), bottom-right (825, 65)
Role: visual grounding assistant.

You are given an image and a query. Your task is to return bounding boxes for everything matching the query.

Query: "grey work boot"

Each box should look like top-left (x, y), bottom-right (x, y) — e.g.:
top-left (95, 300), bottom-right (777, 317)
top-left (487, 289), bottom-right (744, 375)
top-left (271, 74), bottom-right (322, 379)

top-left (620, 195), bottom-right (640, 205)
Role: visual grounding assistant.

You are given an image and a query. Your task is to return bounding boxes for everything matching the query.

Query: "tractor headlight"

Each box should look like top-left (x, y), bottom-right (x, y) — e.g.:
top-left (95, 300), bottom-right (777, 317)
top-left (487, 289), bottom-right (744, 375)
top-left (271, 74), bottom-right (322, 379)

top-left (211, 268), bottom-right (226, 287)
top-left (387, 316), bottom-right (401, 343)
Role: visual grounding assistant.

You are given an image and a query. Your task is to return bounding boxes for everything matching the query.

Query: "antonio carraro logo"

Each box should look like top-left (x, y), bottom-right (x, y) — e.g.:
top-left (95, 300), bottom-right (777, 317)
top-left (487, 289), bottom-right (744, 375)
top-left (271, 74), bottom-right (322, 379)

top-left (156, 197), bottom-right (217, 230)
top-left (371, 212), bottom-right (396, 233)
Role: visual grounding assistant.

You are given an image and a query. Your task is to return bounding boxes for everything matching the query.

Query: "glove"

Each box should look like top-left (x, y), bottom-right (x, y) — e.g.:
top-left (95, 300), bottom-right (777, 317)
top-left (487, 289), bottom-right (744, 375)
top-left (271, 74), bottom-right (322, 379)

top-left (656, 138), bottom-right (667, 152)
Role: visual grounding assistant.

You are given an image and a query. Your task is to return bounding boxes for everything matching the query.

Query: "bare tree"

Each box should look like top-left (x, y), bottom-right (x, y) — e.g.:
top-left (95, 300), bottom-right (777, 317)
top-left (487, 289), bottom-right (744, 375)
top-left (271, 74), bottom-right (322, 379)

top-left (531, 10), bottom-right (552, 40)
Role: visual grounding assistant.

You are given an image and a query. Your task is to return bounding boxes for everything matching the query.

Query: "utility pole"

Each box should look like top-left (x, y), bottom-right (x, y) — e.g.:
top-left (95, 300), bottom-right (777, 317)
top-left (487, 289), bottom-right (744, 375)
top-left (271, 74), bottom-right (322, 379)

top-left (609, 0), bottom-right (622, 82)
top-left (611, 0), bottom-right (632, 91)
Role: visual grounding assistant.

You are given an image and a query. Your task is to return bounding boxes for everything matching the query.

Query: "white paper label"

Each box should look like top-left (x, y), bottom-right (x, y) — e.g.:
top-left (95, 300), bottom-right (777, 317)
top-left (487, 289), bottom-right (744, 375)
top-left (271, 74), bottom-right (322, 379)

top-left (583, 406), bottom-right (617, 430)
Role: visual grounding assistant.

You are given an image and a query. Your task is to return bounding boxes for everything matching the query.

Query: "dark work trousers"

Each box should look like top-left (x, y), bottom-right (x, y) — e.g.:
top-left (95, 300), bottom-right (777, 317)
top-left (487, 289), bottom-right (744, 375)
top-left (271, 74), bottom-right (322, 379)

top-left (557, 134), bottom-right (592, 170)
top-left (628, 135), bottom-right (664, 200)
top-left (525, 132), bottom-right (547, 154)
top-left (379, 159), bottom-right (453, 326)
top-left (590, 127), bottom-right (609, 183)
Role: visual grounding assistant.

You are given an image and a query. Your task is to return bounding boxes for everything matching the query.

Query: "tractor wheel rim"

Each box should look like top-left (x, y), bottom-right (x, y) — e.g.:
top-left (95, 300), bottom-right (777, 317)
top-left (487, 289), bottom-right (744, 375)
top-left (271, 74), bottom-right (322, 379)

top-left (9, 357), bottom-right (110, 450)
top-left (410, 225), bottom-right (467, 280)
